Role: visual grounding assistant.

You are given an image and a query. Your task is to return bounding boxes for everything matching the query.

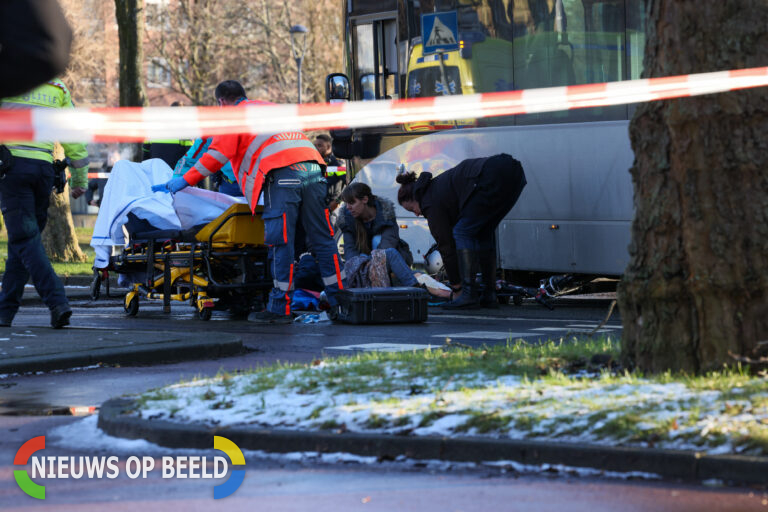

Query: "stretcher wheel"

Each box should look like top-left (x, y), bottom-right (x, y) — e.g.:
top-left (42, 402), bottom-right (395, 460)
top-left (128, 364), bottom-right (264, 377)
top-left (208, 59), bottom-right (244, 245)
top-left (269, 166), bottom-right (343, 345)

top-left (197, 307), bottom-right (212, 321)
top-left (512, 295), bottom-right (523, 306)
top-left (124, 296), bottom-right (139, 316)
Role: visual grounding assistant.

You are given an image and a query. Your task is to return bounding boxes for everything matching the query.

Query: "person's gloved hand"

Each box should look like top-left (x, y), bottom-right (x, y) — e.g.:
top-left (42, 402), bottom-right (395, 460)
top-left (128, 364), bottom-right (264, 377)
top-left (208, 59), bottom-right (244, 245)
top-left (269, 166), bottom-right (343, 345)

top-left (151, 176), bottom-right (189, 193)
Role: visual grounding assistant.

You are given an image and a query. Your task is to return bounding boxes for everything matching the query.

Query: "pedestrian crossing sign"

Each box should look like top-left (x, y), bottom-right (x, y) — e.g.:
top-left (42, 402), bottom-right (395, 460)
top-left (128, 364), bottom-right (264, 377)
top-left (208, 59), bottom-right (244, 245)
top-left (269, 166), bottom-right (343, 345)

top-left (421, 11), bottom-right (459, 55)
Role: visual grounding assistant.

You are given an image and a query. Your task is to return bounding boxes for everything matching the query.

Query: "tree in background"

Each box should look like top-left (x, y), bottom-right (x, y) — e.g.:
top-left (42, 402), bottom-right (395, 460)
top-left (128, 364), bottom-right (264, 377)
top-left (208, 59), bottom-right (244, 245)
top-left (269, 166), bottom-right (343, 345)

top-left (618, 1), bottom-right (768, 373)
top-left (38, 0), bottom-right (106, 263)
top-left (59, 0), bottom-right (109, 105)
top-left (114, 0), bottom-right (148, 108)
top-left (114, 0), bottom-right (148, 162)
top-left (147, 0), bottom-right (343, 105)
top-left (41, 143), bottom-right (87, 264)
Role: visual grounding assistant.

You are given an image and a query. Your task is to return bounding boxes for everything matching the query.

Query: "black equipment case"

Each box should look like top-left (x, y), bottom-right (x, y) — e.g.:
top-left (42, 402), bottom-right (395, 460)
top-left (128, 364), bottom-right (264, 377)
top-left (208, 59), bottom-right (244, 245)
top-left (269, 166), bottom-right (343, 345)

top-left (334, 287), bottom-right (429, 324)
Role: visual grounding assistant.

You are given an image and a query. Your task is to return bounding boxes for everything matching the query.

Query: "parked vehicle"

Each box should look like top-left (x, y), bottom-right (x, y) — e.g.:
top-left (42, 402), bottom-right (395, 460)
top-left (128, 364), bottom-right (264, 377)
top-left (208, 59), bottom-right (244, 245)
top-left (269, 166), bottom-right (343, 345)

top-left (327, 0), bottom-right (646, 284)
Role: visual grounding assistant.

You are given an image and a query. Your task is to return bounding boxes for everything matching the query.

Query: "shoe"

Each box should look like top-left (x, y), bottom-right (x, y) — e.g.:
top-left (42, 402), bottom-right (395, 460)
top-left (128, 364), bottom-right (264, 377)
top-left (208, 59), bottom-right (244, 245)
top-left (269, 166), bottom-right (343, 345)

top-left (50, 303), bottom-right (72, 329)
top-left (442, 249), bottom-right (479, 309)
top-left (247, 310), bottom-right (295, 324)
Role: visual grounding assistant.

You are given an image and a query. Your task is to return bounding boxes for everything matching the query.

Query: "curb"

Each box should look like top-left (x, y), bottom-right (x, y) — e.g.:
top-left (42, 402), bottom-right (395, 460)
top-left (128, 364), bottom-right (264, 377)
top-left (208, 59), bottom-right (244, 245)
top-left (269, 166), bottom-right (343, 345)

top-left (98, 398), bottom-right (768, 486)
top-left (0, 333), bottom-right (244, 374)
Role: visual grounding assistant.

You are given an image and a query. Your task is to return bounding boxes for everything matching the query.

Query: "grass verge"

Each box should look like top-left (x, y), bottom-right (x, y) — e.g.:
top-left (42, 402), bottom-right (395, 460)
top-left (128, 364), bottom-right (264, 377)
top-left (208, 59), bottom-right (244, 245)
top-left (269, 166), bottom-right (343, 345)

top-left (133, 337), bottom-right (768, 457)
top-left (0, 226), bottom-right (94, 276)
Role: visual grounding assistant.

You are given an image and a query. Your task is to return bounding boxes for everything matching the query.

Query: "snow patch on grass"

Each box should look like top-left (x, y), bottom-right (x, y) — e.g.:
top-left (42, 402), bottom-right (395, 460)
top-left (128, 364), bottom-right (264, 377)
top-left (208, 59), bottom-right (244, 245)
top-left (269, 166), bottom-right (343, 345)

top-left (131, 343), bottom-right (768, 456)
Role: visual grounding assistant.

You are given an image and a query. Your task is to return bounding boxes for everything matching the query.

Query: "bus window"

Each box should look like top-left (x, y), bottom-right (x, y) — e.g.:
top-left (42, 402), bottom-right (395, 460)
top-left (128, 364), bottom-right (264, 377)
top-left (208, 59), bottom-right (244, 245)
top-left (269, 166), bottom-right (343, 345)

top-left (626, 0), bottom-right (646, 116)
top-left (514, 0), bottom-right (628, 124)
top-left (361, 73), bottom-right (376, 100)
top-left (351, 0), bottom-right (397, 15)
top-left (354, 24), bottom-right (375, 100)
top-left (352, 19), bottom-right (399, 100)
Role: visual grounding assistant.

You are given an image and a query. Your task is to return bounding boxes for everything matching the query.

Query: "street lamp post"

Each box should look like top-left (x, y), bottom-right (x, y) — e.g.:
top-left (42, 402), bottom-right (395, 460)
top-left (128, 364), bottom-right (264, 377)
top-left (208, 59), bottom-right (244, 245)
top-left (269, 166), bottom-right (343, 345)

top-left (289, 24), bottom-right (308, 104)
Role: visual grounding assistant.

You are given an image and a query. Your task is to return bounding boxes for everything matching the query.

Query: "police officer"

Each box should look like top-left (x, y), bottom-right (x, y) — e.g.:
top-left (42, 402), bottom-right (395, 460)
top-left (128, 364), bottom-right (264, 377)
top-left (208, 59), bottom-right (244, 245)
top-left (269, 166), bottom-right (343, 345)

top-left (153, 80), bottom-right (345, 324)
top-left (396, 154), bottom-right (526, 309)
top-left (0, 78), bottom-right (89, 328)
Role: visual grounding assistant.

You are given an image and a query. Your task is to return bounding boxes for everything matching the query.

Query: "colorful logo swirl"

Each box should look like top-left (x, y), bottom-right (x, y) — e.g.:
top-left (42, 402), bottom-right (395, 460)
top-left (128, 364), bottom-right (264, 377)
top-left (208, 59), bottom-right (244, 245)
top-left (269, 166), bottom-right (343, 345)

top-left (213, 436), bottom-right (245, 499)
top-left (14, 436), bottom-right (46, 499)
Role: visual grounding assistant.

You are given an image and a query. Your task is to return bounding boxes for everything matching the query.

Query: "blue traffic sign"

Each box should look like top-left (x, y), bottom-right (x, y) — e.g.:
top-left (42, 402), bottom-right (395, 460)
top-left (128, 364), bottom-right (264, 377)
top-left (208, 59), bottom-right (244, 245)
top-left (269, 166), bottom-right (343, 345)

top-left (421, 11), bottom-right (459, 55)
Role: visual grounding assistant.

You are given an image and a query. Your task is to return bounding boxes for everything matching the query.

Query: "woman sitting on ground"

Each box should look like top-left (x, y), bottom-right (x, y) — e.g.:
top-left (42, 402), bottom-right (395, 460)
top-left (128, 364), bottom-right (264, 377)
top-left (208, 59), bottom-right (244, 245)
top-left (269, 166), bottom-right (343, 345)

top-left (336, 183), bottom-right (450, 297)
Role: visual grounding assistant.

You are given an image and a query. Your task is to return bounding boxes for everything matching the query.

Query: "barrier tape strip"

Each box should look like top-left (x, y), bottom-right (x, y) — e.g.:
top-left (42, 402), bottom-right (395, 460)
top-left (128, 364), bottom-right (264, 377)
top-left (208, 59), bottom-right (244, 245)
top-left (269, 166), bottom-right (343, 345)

top-left (2, 67), bottom-right (767, 143)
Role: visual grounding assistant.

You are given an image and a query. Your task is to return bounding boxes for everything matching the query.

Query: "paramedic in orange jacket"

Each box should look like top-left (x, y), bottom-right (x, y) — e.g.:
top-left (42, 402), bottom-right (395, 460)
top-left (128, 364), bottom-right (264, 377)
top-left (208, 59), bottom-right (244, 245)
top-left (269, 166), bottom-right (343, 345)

top-left (152, 80), bottom-right (345, 323)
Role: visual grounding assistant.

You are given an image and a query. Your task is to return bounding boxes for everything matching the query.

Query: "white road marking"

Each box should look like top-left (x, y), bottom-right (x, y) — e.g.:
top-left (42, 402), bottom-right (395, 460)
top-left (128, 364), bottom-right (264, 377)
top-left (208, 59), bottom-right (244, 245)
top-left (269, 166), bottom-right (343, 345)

top-left (532, 327), bottom-right (611, 333)
top-left (566, 324), bottom-right (622, 329)
top-left (433, 314), bottom-right (611, 323)
top-left (325, 343), bottom-right (431, 352)
top-left (431, 331), bottom-right (535, 340)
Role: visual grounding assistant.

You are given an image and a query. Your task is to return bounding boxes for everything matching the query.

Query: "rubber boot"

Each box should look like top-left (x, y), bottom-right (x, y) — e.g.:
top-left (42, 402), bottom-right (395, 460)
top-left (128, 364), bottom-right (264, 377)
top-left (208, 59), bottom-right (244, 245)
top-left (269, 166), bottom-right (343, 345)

top-left (442, 249), bottom-right (479, 309)
top-left (478, 249), bottom-right (499, 309)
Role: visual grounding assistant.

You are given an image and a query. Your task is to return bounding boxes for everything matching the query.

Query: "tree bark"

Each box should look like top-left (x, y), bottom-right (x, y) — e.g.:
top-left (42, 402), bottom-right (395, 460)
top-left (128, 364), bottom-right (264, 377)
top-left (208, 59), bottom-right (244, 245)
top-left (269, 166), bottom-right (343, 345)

top-left (618, 1), bottom-right (768, 373)
top-left (42, 186), bottom-right (86, 263)
top-left (42, 146), bottom-right (86, 263)
top-left (114, 0), bottom-right (147, 160)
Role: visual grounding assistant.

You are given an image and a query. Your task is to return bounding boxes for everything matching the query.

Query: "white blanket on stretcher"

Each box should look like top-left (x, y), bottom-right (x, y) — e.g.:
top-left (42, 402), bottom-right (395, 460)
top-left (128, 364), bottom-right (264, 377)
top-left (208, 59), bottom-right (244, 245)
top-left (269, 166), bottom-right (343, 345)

top-left (90, 159), bottom-right (247, 268)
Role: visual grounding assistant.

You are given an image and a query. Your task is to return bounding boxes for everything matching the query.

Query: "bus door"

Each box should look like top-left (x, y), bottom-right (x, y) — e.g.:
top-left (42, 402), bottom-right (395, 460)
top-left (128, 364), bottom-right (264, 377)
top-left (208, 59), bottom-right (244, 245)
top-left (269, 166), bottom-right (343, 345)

top-left (350, 5), bottom-right (400, 101)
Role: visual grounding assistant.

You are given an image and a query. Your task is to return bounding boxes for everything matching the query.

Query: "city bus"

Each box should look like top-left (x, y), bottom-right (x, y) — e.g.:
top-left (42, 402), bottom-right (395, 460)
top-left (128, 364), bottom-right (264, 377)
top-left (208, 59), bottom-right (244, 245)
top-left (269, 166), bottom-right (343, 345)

top-left (326, 0), bottom-right (646, 284)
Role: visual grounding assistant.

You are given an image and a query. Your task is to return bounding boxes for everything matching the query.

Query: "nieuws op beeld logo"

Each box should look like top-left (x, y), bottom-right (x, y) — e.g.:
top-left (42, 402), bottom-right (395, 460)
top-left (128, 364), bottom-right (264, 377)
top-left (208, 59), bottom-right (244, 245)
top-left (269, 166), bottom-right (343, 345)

top-left (14, 435), bottom-right (245, 500)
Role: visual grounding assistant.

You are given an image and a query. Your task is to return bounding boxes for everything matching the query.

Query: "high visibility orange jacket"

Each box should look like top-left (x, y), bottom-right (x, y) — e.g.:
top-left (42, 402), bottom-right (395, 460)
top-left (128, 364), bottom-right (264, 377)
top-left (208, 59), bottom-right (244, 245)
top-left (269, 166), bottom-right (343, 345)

top-left (182, 99), bottom-right (325, 212)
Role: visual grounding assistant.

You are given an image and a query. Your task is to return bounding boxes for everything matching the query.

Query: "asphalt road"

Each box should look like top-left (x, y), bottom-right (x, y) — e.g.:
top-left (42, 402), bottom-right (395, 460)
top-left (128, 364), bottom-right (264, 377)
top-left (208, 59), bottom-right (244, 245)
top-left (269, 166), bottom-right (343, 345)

top-left (1, 415), bottom-right (766, 512)
top-left (1, 298), bottom-right (621, 413)
top-left (1, 298), bottom-right (765, 510)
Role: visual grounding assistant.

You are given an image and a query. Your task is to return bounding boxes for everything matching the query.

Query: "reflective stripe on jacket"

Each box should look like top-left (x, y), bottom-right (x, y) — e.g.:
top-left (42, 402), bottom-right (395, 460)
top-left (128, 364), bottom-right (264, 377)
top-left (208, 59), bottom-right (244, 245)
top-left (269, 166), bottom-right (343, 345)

top-left (0, 79), bottom-right (89, 168)
top-left (182, 99), bottom-right (325, 213)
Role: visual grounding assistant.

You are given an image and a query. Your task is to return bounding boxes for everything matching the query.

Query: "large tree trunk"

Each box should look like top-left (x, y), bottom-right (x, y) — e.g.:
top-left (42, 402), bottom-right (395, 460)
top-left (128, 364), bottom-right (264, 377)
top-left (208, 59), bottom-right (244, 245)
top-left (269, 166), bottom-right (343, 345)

top-left (114, 0), bottom-right (147, 160)
top-left (617, 1), bottom-right (768, 373)
top-left (42, 187), bottom-right (86, 263)
top-left (42, 146), bottom-right (86, 263)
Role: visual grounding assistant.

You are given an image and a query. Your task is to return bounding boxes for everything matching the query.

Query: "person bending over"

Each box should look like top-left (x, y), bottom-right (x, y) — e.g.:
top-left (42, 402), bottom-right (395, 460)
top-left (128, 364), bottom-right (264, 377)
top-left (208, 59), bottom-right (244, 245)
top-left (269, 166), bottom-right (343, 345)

top-left (395, 154), bottom-right (526, 309)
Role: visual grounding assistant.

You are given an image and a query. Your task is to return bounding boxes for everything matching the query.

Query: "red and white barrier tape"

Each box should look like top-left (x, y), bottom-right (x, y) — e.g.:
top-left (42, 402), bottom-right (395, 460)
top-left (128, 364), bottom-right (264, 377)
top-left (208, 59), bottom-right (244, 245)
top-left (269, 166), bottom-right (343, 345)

top-left (2, 67), bottom-right (767, 143)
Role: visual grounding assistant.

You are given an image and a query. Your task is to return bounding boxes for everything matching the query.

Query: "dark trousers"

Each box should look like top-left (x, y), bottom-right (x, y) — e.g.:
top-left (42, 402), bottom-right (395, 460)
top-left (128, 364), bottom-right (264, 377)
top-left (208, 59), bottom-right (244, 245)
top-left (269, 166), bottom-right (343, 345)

top-left (453, 154), bottom-right (527, 251)
top-left (0, 157), bottom-right (67, 318)
top-left (262, 164), bottom-right (344, 315)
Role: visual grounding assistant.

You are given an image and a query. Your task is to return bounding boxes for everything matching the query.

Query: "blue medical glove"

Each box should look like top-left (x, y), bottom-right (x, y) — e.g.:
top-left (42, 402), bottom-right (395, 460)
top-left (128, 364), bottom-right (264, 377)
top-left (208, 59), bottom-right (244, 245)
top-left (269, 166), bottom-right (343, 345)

top-left (152, 176), bottom-right (189, 193)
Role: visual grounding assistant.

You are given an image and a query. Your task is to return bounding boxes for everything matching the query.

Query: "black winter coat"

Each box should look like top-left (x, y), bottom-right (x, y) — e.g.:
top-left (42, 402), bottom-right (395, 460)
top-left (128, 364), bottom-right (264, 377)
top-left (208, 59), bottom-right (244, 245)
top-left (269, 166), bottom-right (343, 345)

top-left (414, 155), bottom-right (515, 285)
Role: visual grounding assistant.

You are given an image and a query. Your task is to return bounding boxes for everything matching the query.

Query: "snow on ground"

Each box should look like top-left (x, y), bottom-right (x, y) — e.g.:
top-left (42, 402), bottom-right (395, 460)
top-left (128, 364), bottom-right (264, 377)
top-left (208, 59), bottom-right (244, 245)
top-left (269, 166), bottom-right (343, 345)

top-left (131, 360), bottom-right (768, 456)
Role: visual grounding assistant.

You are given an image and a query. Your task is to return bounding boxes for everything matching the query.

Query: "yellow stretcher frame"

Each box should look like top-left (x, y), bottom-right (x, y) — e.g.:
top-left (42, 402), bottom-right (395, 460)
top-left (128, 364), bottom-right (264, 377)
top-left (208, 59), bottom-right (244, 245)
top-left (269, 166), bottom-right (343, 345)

top-left (119, 202), bottom-right (269, 321)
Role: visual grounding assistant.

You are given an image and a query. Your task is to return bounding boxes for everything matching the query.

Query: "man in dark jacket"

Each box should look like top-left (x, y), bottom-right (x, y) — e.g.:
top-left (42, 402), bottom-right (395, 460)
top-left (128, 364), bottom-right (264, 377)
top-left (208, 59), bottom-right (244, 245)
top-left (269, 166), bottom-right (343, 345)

top-left (396, 153), bottom-right (526, 308)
